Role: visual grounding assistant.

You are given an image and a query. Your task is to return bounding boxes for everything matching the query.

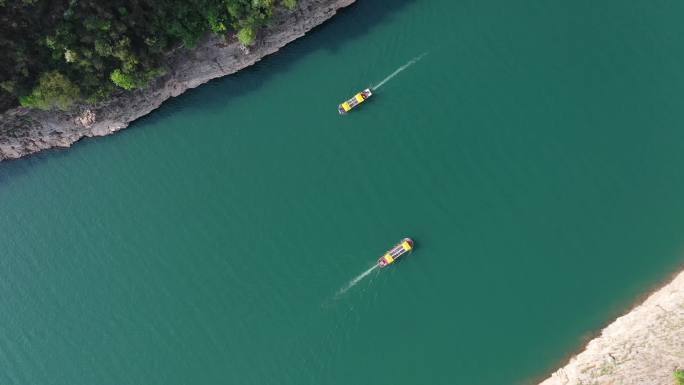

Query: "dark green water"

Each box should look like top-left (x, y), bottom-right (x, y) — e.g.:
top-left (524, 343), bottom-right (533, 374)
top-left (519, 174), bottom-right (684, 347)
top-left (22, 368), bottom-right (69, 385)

top-left (2, 1), bottom-right (684, 384)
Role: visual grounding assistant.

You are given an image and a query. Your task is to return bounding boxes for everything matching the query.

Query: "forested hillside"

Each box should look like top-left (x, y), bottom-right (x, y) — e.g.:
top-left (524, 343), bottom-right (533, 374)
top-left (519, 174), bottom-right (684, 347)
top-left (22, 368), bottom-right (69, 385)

top-left (0, 0), bottom-right (296, 111)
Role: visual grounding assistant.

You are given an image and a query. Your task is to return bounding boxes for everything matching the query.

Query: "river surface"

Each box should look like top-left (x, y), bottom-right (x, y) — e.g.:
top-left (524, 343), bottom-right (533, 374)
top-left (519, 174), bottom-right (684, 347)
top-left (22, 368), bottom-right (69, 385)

top-left (2, 1), bottom-right (684, 384)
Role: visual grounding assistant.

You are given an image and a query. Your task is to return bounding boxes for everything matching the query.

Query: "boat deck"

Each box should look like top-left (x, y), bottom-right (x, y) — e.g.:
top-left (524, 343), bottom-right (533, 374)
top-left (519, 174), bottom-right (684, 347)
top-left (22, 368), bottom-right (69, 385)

top-left (338, 88), bottom-right (372, 114)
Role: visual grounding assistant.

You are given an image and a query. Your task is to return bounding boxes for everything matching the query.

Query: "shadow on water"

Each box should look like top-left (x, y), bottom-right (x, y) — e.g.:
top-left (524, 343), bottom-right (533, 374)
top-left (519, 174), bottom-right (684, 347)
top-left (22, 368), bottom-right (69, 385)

top-left (0, 149), bottom-right (70, 185)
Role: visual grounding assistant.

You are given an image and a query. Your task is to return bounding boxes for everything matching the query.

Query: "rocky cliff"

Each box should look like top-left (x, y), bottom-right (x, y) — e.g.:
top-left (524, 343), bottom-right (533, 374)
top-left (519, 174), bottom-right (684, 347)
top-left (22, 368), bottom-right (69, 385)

top-left (0, 0), bottom-right (355, 161)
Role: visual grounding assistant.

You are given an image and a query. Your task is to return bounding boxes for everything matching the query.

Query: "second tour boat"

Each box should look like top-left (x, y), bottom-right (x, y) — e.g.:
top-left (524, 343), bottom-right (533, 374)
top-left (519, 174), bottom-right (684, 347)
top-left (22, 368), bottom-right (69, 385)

top-left (378, 238), bottom-right (414, 267)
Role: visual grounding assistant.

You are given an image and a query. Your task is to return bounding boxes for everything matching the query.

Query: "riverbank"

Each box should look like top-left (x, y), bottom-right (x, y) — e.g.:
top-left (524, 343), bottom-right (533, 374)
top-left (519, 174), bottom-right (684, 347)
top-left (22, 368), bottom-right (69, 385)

top-left (539, 269), bottom-right (684, 385)
top-left (0, 0), bottom-right (354, 161)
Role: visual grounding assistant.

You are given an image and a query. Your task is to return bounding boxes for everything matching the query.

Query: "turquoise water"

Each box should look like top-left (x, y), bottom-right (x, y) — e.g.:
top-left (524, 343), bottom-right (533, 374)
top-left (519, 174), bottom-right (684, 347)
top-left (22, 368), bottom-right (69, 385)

top-left (2, 0), bottom-right (684, 384)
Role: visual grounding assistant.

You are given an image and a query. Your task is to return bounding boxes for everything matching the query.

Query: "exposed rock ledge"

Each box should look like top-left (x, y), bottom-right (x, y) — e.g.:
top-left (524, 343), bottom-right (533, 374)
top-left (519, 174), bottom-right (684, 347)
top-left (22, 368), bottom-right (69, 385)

top-left (0, 0), bottom-right (355, 161)
top-left (539, 270), bottom-right (684, 385)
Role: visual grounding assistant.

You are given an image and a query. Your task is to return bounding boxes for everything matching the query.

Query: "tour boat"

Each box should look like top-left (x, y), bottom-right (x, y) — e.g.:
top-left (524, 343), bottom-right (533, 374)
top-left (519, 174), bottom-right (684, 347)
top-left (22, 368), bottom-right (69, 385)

top-left (338, 88), bottom-right (372, 114)
top-left (378, 238), bottom-right (414, 267)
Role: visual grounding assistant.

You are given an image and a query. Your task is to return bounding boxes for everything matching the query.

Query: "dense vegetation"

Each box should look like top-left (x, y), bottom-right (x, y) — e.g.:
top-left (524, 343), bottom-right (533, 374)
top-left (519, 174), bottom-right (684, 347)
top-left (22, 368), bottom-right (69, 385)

top-left (0, 0), bottom-right (297, 111)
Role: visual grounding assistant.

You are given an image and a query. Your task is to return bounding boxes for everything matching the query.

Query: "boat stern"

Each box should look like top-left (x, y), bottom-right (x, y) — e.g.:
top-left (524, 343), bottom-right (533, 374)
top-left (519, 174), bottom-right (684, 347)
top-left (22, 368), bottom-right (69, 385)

top-left (377, 253), bottom-right (395, 268)
top-left (338, 102), bottom-right (351, 114)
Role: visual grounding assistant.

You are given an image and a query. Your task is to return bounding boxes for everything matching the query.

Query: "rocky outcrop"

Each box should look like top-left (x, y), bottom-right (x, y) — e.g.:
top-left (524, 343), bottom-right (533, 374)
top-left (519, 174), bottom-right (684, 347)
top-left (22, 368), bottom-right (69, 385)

top-left (539, 270), bottom-right (684, 385)
top-left (0, 0), bottom-right (355, 161)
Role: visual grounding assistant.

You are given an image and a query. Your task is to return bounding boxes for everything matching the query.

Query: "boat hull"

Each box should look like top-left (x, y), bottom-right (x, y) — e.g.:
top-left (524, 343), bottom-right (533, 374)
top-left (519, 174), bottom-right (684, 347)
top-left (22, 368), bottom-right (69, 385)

top-left (378, 238), bottom-right (414, 267)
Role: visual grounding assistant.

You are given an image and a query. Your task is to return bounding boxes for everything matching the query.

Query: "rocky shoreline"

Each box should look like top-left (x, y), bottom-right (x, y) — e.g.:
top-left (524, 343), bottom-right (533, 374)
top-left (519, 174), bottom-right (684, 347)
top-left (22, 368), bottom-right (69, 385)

top-left (539, 270), bottom-right (684, 385)
top-left (0, 0), bottom-right (355, 161)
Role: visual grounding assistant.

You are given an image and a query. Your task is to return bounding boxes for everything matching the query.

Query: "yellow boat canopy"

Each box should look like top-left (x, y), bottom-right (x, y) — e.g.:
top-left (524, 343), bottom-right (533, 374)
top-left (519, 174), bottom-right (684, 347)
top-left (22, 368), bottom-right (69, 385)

top-left (401, 241), bottom-right (412, 251)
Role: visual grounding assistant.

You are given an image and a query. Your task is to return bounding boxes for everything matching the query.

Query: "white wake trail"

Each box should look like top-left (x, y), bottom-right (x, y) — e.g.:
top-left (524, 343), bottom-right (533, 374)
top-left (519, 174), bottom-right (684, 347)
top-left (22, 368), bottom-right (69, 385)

top-left (372, 52), bottom-right (428, 90)
top-left (336, 264), bottom-right (379, 296)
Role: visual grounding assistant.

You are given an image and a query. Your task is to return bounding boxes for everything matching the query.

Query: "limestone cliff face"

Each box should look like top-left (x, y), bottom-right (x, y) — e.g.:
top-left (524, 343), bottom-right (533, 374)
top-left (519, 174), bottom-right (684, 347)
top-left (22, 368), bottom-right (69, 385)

top-left (0, 0), bottom-right (355, 161)
top-left (539, 270), bottom-right (684, 385)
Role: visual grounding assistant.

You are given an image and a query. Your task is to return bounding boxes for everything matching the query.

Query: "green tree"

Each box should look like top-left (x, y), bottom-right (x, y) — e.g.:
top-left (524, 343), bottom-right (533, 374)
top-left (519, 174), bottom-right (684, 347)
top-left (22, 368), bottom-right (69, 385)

top-left (110, 67), bottom-right (164, 91)
top-left (237, 26), bottom-right (255, 46)
top-left (110, 69), bottom-right (139, 90)
top-left (282, 0), bottom-right (297, 10)
top-left (207, 9), bottom-right (227, 33)
top-left (19, 71), bottom-right (80, 110)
